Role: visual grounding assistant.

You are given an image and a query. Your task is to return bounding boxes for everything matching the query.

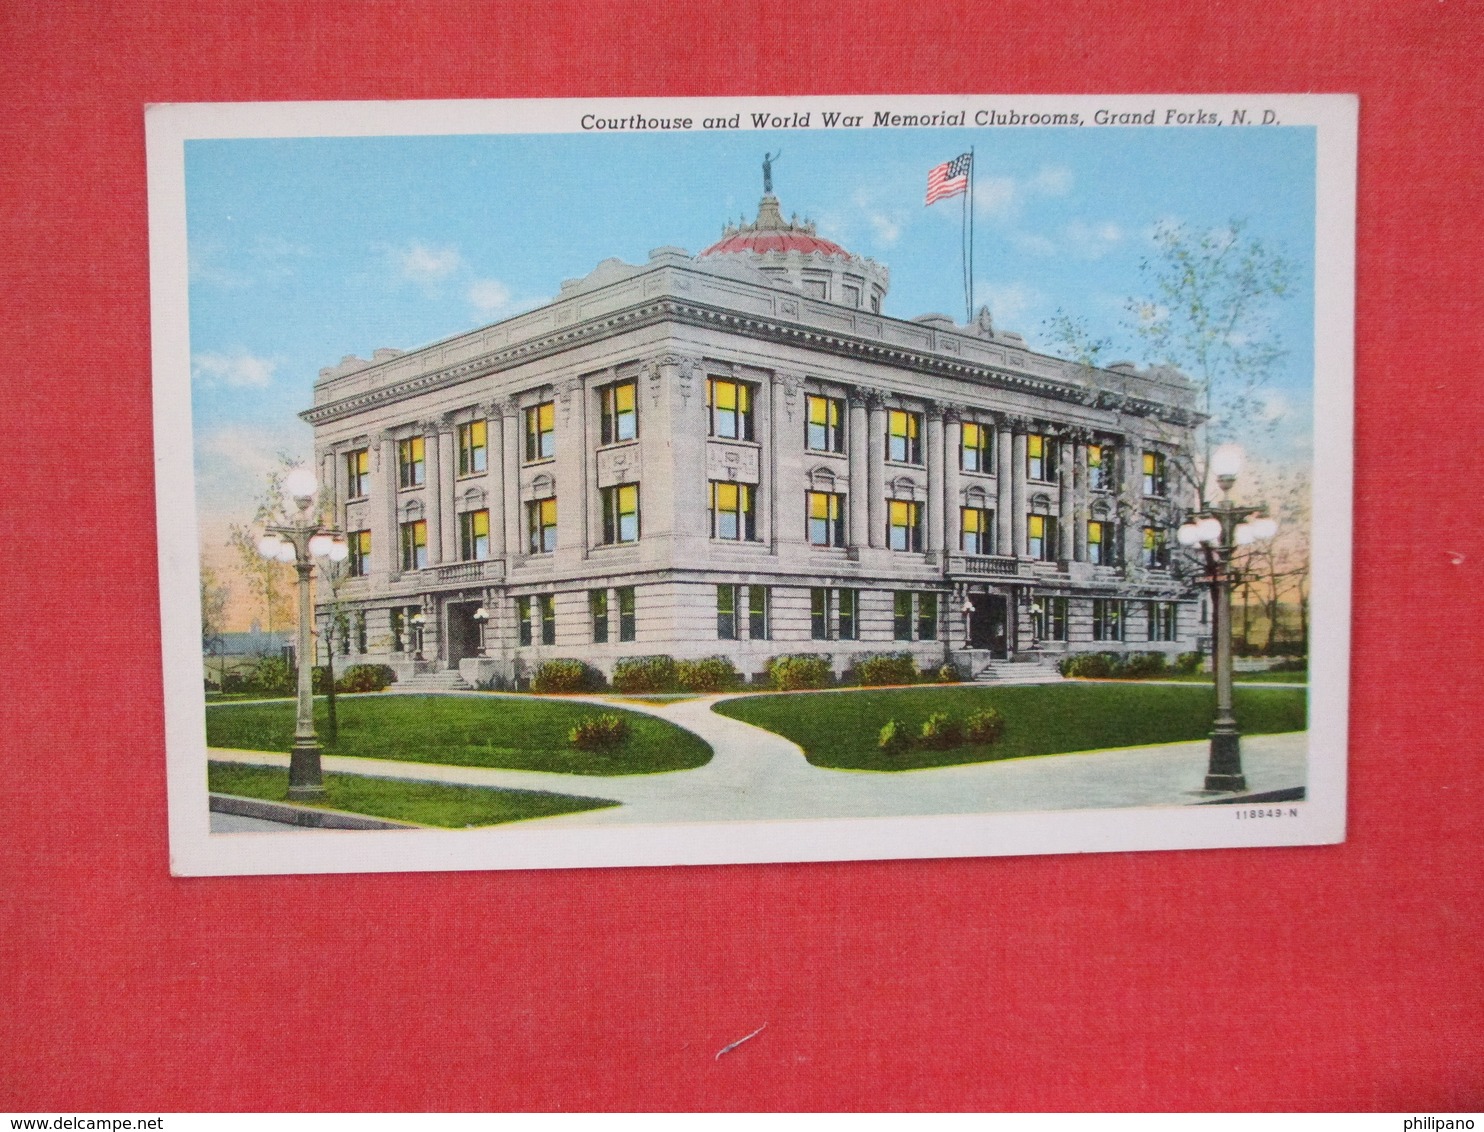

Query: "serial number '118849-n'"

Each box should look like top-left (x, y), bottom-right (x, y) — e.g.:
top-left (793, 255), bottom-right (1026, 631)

top-left (1236, 808), bottom-right (1301, 820)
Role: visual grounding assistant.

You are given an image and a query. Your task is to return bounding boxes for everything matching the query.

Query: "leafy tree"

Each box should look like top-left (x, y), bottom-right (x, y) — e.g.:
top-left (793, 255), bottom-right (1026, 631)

top-left (226, 458), bottom-right (298, 634)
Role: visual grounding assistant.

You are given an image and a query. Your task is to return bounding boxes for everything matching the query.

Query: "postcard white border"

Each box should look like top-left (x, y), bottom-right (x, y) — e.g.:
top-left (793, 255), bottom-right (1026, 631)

top-left (149, 93), bottom-right (1355, 877)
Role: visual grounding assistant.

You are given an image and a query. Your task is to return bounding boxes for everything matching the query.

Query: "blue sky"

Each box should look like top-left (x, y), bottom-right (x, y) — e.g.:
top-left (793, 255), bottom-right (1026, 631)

top-left (187, 124), bottom-right (1315, 580)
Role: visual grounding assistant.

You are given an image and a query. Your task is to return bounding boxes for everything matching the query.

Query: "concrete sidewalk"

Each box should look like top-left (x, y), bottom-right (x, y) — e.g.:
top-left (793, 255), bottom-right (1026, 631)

top-left (208, 690), bottom-right (1307, 828)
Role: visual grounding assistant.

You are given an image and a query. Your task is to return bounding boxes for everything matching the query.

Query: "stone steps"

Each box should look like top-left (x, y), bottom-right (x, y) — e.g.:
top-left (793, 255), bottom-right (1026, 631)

top-left (395, 669), bottom-right (471, 691)
top-left (971, 659), bottom-right (1066, 685)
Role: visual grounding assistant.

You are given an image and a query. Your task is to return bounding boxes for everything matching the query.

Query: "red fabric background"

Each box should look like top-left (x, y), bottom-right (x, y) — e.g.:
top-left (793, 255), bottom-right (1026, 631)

top-left (2, 0), bottom-right (1480, 1112)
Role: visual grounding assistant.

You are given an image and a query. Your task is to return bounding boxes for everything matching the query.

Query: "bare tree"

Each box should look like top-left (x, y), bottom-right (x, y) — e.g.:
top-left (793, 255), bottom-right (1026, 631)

top-left (200, 563), bottom-right (231, 685)
top-left (225, 458), bottom-right (297, 635)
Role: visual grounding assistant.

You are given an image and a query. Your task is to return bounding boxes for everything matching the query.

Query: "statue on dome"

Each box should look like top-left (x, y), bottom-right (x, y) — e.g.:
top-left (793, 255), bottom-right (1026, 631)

top-left (762, 149), bottom-right (781, 194)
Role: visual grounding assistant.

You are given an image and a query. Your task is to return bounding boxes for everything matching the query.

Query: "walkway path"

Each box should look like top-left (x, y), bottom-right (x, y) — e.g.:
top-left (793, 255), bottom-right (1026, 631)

top-left (209, 691), bottom-right (1307, 827)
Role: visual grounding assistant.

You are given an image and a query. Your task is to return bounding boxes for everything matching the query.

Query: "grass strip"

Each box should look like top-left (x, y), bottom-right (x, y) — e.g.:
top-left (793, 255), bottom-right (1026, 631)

top-left (715, 682), bottom-right (1307, 771)
top-left (208, 761), bottom-right (618, 828)
top-left (205, 695), bottom-right (711, 776)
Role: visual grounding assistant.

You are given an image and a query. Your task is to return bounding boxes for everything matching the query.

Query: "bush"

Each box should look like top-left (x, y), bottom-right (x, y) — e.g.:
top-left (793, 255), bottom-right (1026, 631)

top-left (675, 656), bottom-right (738, 693)
top-left (243, 655), bottom-right (294, 697)
top-left (568, 713), bottom-right (630, 751)
top-left (1118, 651), bottom-right (1168, 679)
top-left (337, 663), bottom-right (397, 693)
top-left (221, 672), bottom-right (246, 694)
top-left (965, 707), bottom-right (1006, 745)
top-left (1058, 652), bottom-right (1118, 679)
top-left (1173, 651), bottom-right (1204, 675)
top-left (532, 658), bottom-right (604, 694)
top-left (935, 662), bottom-right (963, 684)
top-left (919, 712), bottom-right (963, 750)
top-left (1269, 657), bottom-right (1308, 673)
top-left (853, 652), bottom-right (920, 687)
top-left (611, 655), bottom-right (677, 694)
top-left (767, 654), bottom-right (833, 691)
top-left (878, 718), bottom-right (912, 756)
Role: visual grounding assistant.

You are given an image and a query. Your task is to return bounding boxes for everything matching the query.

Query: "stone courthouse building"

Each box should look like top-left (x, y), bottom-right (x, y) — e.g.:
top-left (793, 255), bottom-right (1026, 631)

top-left (302, 184), bottom-right (1201, 686)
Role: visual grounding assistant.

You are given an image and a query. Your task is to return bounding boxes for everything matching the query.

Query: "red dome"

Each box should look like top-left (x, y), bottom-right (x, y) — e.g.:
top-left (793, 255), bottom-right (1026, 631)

top-left (700, 229), bottom-right (851, 258)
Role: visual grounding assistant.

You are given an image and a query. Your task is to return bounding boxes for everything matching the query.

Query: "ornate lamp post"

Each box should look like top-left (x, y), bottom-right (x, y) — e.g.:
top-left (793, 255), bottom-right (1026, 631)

top-left (472, 605), bottom-right (490, 656)
top-left (410, 610), bottom-right (427, 661)
top-left (1177, 445), bottom-right (1278, 792)
top-left (256, 467), bottom-right (347, 802)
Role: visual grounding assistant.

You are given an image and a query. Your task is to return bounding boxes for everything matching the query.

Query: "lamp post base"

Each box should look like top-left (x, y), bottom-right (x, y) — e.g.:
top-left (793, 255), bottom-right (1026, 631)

top-left (1204, 729), bottom-right (1247, 793)
top-left (287, 740), bottom-right (326, 802)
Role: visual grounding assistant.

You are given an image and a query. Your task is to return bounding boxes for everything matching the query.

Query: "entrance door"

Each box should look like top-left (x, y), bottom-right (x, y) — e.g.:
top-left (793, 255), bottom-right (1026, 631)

top-left (968, 595), bottom-right (1009, 658)
top-left (445, 601), bottom-right (482, 665)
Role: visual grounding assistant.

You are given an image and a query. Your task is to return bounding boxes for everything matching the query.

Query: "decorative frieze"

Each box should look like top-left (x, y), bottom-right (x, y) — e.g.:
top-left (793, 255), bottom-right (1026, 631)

top-left (705, 441), bottom-right (759, 484)
top-left (596, 443), bottom-right (642, 488)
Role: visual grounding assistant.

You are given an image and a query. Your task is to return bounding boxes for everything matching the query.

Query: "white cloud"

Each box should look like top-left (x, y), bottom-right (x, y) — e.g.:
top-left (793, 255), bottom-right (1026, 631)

top-left (192, 350), bottom-right (277, 389)
top-left (468, 277), bottom-right (513, 315)
top-left (1063, 219), bottom-right (1124, 259)
top-left (395, 242), bottom-right (463, 284)
top-left (974, 175), bottom-right (1019, 220)
top-left (1009, 231), bottom-right (1057, 258)
top-left (1030, 165), bottom-right (1073, 196)
top-left (973, 165), bottom-right (1073, 223)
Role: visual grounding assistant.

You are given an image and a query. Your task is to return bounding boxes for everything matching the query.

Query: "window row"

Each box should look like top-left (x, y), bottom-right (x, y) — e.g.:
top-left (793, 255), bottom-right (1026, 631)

top-left (1028, 598), bottom-right (1180, 642)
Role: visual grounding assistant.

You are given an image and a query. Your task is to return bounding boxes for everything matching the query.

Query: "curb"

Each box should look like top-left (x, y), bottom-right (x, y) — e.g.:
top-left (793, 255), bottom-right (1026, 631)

top-left (209, 793), bottom-right (416, 830)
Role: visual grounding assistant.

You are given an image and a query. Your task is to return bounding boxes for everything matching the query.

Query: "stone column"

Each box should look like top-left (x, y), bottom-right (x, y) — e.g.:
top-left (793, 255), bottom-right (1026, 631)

top-left (995, 418), bottom-right (1013, 556)
top-left (553, 379), bottom-right (587, 562)
top-left (437, 417), bottom-right (457, 564)
top-left (924, 402), bottom-right (944, 558)
top-left (757, 373), bottom-right (776, 550)
top-left (1074, 438), bottom-right (1089, 562)
top-left (486, 404), bottom-right (506, 558)
top-left (376, 430), bottom-right (399, 582)
top-left (847, 389), bottom-right (869, 550)
top-left (1123, 435), bottom-right (1145, 569)
top-left (1011, 426), bottom-right (1028, 557)
top-left (500, 399), bottom-right (521, 559)
top-left (943, 408), bottom-right (962, 555)
top-left (419, 421), bottom-right (442, 566)
top-left (1057, 433), bottom-right (1075, 564)
top-left (866, 391), bottom-right (887, 549)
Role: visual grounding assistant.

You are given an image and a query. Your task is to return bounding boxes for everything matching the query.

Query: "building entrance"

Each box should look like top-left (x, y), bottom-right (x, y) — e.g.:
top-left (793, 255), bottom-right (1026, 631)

top-left (968, 594), bottom-right (1010, 658)
top-left (445, 601), bottom-right (483, 666)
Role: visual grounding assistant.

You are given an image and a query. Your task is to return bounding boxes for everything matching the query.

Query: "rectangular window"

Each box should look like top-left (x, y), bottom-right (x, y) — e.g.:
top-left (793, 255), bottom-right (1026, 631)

top-left (1032, 596), bottom-right (1069, 641)
top-left (1142, 526), bottom-right (1169, 568)
top-left (1147, 600), bottom-right (1178, 642)
top-left (1027, 513), bottom-right (1057, 561)
top-left (348, 529), bottom-right (371, 577)
top-left (1093, 598), bottom-right (1124, 642)
top-left (398, 436), bottom-right (425, 488)
top-left (524, 401), bottom-right (555, 462)
top-left (806, 394), bottom-right (844, 453)
top-left (838, 589), bottom-right (858, 640)
top-left (589, 589), bottom-right (609, 644)
top-left (888, 499), bottom-right (922, 552)
top-left (961, 421), bottom-right (992, 473)
top-left (917, 592), bottom-right (939, 641)
top-left (707, 378), bottom-right (754, 441)
top-left (617, 586), bottom-right (636, 642)
top-left (459, 509), bottom-right (490, 561)
top-left (893, 592), bottom-right (913, 641)
top-left (399, 519), bottom-right (427, 570)
top-left (887, 409), bottom-right (922, 464)
top-left (807, 491), bottom-right (846, 547)
top-left (516, 596), bottom-right (532, 646)
top-left (601, 483), bottom-right (640, 544)
top-left (346, 448), bottom-right (370, 499)
top-left (538, 594), bottom-right (556, 646)
top-left (709, 481), bottom-right (756, 541)
top-left (748, 586), bottom-right (769, 640)
top-left (526, 497), bottom-right (557, 554)
top-left (717, 584), bottom-right (737, 641)
top-left (600, 381), bottom-right (638, 445)
top-left (1087, 444), bottom-right (1112, 492)
top-left (810, 587), bottom-right (830, 640)
top-left (1027, 433), bottom-right (1058, 482)
top-left (1088, 520), bottom-right (1107, 566)
top-left (354, 610), bottom-right (368, 653)
top-left (457, 420), bottom-right (487, 476)
top-left (961, 507), bottom-right (993, 555)
top-left (1142, 450), bottom-right (1168, 496)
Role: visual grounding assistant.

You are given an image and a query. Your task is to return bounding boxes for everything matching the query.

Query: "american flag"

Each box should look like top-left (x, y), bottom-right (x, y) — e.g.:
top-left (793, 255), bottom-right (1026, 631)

top-left (925, 153), bottom-right (972, 205)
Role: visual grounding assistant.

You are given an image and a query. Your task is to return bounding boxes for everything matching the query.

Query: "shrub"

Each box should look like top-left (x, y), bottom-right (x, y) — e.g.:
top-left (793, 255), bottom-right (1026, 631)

top-left (1173, 651), bottom-right (1204, 675)
top-left (243, 655), bottom-right (294, 696)
top-left (568, 713), bottom-right (630, 751)
top-left (221, 672), bottom-right (246, 694)
top-left (1117, 651), bottom-right (1168, 679)
top-left (767, 654), bottom-right (833, 691)
top-left (611, 655), bottom-right (677, 694)
top-left (936, 662), bottom-right (963, 684)
top-left (919, 711), bottom-right (963, 749)
top-left (965, 707), bottom-right (1006, 745)
top-left (1269, 657), bottom-right (1308, 673)
top-left (1058, 652), bottom-right (1118, 679)
top-left (877, 718), bottom-right (912, 756)
top-left (854, 652), bottom-right (920, 687)
top-left (337, 664), bottom-right (396, 693)
top-left (532, 658), bottom-right (603, 694)
top-left (675, 656), bottom-right (738, 693)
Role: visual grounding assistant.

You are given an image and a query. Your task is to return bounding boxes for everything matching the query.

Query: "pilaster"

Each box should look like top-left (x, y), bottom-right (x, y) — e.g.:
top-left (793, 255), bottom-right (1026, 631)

top-left (995, 418), bottom-right (1013, 556)
top-left (866, 389), bottom-right (887, 549)
top-left (924, 401), bottom-right (945, 558)
top-left (847, 388), bottom-right (869, 550)
top-left (437, 416), bottom-right (457, 564)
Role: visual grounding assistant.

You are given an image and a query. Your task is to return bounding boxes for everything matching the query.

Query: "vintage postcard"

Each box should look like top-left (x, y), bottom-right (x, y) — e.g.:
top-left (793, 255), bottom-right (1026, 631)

top-left (148, 94), bottom-right (1354, 876)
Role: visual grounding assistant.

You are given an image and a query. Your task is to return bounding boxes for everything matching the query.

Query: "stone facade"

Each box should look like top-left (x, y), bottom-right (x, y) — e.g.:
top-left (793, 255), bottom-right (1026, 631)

top-left (302, 194), bottom-right (1202, 686)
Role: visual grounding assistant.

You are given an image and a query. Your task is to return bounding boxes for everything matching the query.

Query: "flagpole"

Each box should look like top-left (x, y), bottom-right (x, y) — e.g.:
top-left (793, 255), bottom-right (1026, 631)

top-left (967, 146), bottom-right (975, 322)
top-left (961, 163), bottom-right (970, 323)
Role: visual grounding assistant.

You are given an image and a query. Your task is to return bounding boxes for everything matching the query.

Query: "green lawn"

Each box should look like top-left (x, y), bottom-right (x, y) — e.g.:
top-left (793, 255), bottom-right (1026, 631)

top-left (1154, 670), bottom-right (1308, 684)
top-left (209, 761), bottom-right (617, 827)
top-left (205, 695), bottom-right (712, 776)
top-left (715, 683), bottom-right (1308, 771)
